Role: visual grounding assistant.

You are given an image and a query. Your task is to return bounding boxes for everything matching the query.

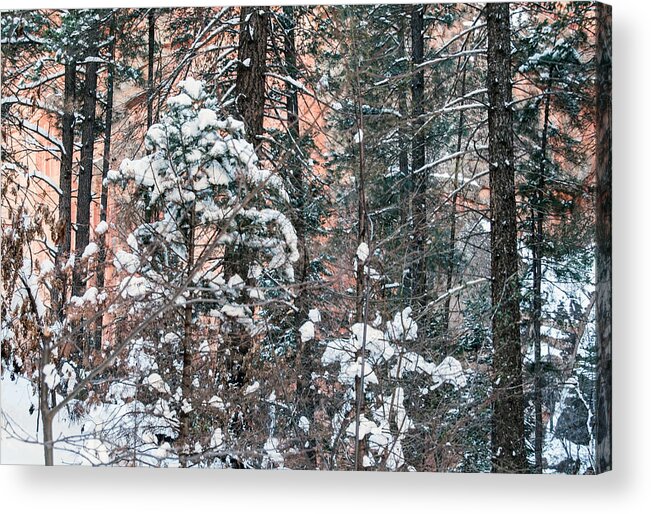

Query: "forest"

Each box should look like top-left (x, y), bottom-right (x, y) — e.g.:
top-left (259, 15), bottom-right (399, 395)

top-left (0, 2), bottom-right (611, 473)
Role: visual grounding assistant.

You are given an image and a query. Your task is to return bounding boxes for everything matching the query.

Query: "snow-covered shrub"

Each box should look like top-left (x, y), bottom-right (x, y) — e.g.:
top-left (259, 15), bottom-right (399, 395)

top-left (318, 307), bottom-right (466, 470)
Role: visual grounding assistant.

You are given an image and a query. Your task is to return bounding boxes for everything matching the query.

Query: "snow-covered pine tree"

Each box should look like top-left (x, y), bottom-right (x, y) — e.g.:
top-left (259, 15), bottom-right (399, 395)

top-left (107, 77), bottom-right (299, 467)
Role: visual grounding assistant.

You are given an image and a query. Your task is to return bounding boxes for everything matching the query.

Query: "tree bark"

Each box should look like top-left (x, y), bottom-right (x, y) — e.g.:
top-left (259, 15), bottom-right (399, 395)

top-left (95, 13), bottom-right (116, 349)
top-left (73, 54), bottom-right (99, 296)
top-left (594, 1), bottom-right (612, 475)
top-left (147, 9), bottom-right (156, 129)
top-left (409, 4), bottom-right (428, 310)
top-left (486, 1), bottom-right (527, 473)
top-left (178, 206), bottom-right (196, 468)
top-left (53, 60), bottom-right (76, 318)
top-left (236, 6), bottom-right (268, 142)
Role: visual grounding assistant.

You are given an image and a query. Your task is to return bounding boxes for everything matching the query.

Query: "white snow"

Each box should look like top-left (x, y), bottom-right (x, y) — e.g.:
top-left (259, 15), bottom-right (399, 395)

top-left (81, 242), bottom-right (99, 259)
top-left (308, 308), bottom-right (321, 323)
top-left (221, 303), bottom-right (246, 318)
top-left (144, 373), bottom-right (170, 394)
top-left (244, 381), bottom-right (260, 395)
top-left (208, 395), bottom-right (225, 410)
top-left (298, 416), bottom-right (310, 433)
top-left (42, 363), bottom-right (60, 390)
top-left (299, 320), bottom-right (315, 342)
top-left (94, 220), bottom-right (109, 235)
top-left (356, 242), bottom-right (370, 262)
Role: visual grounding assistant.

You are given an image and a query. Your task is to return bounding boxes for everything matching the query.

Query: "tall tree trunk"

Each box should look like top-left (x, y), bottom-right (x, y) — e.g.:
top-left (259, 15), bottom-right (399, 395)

top-left (147, 9), bottom-right (156, 129)
top-left (486, 1), bottom-right (527, 473)
top-left (594, 1), bottom-right (612, 475)
top-left (54, 60), bottom-right (76, 318)
top-left (236, 6), bottom-right (268, 142)
top-left (353, 82), bottom-right (369, 473)
top-left (72, 44), bottom-right (99, 366)
top-left (409, 4), bottom-right (428, 310)
top-left (531, 68), bottom-right (553, 473)
top-left (398, 13), bottom-right (410, 243)
top-left (95, 14), bottom-right (116, 349)
top-left (73, 55), bottom-right (99, 296)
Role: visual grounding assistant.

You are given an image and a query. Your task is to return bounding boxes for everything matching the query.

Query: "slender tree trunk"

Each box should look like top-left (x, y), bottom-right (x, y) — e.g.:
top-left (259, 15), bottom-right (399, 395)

top-left (178, 207), bottom-right (196, 468)
top-left (236, 6), bottom-right (268, 142)
top-left (39, 340), bottom-right (53, 466)
top-left (353, 89), bottom-right (368, 473)
top-left (398, 13), bottom-right (411, 239)
top-left (73, 54), bottom-right (99, 296)
top-left (409, 4), bottom-right (427, 310)
top-left (594, 1), bottom-right (612, 475)
top-left (59, 61), bottom-right (76, 263)
top-left (531, 68), bottom-right (553, 473)
top-left (147, 9), bottom-right (156, 129)
top-left (95, 14), bottom-right (116, 349)
top-left (486, 1), bottom-right (527, 473)
top-left (54, 60), bottom-right (76, 317)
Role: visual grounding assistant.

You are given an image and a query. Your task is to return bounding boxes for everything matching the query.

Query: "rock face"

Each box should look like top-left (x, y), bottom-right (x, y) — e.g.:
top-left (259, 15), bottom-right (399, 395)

top-left (555, 390), bottom-right (591, 447)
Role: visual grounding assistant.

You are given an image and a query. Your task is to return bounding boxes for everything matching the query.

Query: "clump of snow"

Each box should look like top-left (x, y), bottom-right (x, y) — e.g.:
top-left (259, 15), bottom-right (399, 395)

top-left (42, 363), bottom-right (60, 390)
top-left (263, 437), bottom-right (284, 467)
top-left (180, 76), bottom-right (205, 101)
top-left (181, 398), bottom-right (193, 414)
top-left (244, 381), bottom-right (260, 395)
top-left (308, 308), bottom-right (321, 323)
top-left (208, 395), bottom-right (225, 410)
top-left (221, 303), bottom-right (246, 318)
top-left (94, 220), bottom-right (109, 235)
top-left (356, 242), bottom-right (369, 262)
top-left (62, 254), bottom-right (75, 270)
top-left (432, 357), bottom-right (467, 388)
top-left (81, 242), bottom-right (99, 259)
top-left (299, 320), bottom-right (315, 342)
top-left (114, 250), bottom-right (139, 274)
top-left (298, 416), bottom-right (310, 433)
top-left (385, 307), bottom-right (418, 342)
top-left (144, 373), bottom-right (170, 394)
top-left (70, 286), bottom-right (99, 307)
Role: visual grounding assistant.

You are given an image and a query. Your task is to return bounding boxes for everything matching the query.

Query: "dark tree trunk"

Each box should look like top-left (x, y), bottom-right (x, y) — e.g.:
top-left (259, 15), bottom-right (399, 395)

top-left (594, 1), bottom-right (612, 475)
top-left (54, 60), bottom-right (76, 317)
top-left (486, 2), bottom-right (527, 473)
top-left (73, 54), bottom-right (99, 297)
top-left (147, 9), bottom-right (156, 129)
top-left (409, 4), bottom-right (428, 310)
top-left (398, 13), bottom-right (410, 239)
top-left (59, 61), bottom-right (76, 263)
top-left (236, 6), bottom-right (268, 142)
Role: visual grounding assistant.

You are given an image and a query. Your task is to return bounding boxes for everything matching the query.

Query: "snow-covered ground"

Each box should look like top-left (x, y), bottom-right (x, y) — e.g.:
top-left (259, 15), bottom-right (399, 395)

top-left (1, 371), bottom-right (177, 466)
